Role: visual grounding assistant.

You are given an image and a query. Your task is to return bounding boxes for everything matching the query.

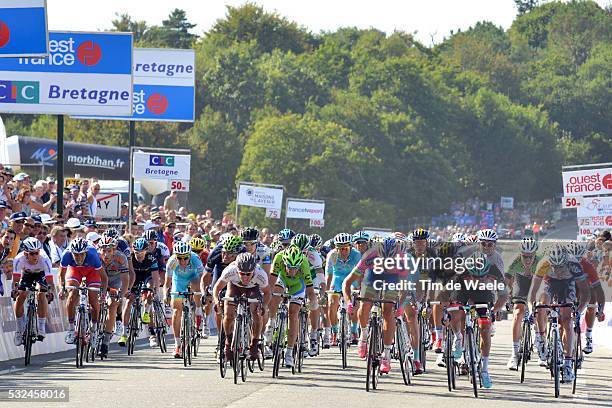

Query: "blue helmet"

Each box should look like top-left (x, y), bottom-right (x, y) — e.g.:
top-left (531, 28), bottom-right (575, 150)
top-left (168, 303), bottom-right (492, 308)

top-left (133, 237), bottom-right (148, 252)
top-left (278, 228), bottom-right (296, 242)
top-left (353, 231), bottom-right (370, 243)
top-left (376, 237), bottom-right (399, 258)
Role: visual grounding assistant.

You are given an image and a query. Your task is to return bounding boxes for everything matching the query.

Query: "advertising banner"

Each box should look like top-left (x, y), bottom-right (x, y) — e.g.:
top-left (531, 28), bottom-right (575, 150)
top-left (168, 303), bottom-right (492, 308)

top-left (562, 167), bottom-right (612, 197)
top-left (577, 196), bottom-right (612, 218)
top-left (132, 152), bottom-right (190, 181)
top-left (0, 31), bottom-right (133, 115)
top-left (96, 192), bottom-right (121, 218)
top-left (237, 184), bottom-right (283, 210)
top-left (0, 0), bottom-right (48, 57)
top-left (500, 196), bottom-right (514, 209)
top-left (286, 199), bottom-right (325, 220)
top-left (578, 215), bottom-right (612, 236)
top-left (73, 48), bottom-right (195, 122)
top-left (265, 208), bottom-right (281, 219)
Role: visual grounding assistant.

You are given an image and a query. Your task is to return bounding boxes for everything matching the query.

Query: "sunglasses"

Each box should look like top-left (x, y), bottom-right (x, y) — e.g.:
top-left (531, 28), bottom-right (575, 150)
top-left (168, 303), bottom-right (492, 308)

top-left (135, 250), bottom-right (147, 256)
top-left (25, 224), bottom-right (34, 228)
top-left (338, 245), bottom-right (351, 250)
top-left (26, 251), bottom-right (39, 256)
top-left (480, 241), bottom-right (495, 247)
top-left (243, 241), bottom-right (257, 246)
top-left (177, 254), bottom-right (190, 261)
top-left (13, 220), bottom-right (25, 224)
top-left (238, 271), bottom-right (254, 276)
top-left (521, 253), bottom-right (535, 258)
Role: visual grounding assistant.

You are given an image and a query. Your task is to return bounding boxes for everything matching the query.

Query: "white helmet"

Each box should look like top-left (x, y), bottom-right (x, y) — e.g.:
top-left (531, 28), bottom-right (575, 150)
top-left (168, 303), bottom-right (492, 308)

top-left (451, 233), bottom-right (467, 243)
top-left (23, 237), bottom-right (42, 252)
top-left (333, 233), bottom-right (353, 246)
top-left (477, 229), bottom-right (498, 242)
top-left (548, 244), bottom-right (567, 266)
top-left (566, 241), bottom-right (587, 258)
top-left (520, 237), bottom-right (538, 254)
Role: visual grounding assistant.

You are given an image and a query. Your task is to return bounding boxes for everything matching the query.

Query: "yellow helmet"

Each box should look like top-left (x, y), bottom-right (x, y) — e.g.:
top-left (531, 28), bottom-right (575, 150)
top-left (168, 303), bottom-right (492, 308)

top-left (190, 237), bottom-right (206, 251)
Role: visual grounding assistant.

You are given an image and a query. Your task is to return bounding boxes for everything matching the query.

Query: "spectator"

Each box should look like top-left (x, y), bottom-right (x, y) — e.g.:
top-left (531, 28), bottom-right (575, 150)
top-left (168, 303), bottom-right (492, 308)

top-left (260, 227), bottom-right (273, 246)
top-left (48, 226), bottom-right (68, 266)
top-left (163, 190), bottom-right (178, 212)
top-left (163, 221), bottom-right (176, 250)
top-left (87, 182), bottom-right (100, 218)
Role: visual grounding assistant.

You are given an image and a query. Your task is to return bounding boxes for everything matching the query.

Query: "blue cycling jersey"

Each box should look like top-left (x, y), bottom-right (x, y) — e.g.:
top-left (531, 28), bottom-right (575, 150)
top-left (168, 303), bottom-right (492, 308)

top-left (325, 248), bottom-right (361, 292)
top-left (166, 252), bottom-right (204, 298)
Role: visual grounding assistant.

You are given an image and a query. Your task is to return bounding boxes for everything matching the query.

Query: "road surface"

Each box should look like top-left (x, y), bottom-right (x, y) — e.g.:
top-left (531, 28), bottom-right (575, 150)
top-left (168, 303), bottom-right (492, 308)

top-left (0, 319), bottom-right (610, 408)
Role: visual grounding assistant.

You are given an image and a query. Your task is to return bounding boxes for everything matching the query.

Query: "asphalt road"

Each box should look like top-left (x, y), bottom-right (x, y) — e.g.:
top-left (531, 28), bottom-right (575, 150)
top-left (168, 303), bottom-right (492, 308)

top-left (0, 319), bottom-right (610, 408)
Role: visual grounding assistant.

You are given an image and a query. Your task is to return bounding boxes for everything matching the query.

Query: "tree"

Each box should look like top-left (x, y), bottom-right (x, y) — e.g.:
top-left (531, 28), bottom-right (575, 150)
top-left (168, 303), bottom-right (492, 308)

top-left (514, 0), bottom-right (539, 15)
top-left (143, 9), bottom-right (198, 48)
top-left (111, 13), bottom-right (148, 43)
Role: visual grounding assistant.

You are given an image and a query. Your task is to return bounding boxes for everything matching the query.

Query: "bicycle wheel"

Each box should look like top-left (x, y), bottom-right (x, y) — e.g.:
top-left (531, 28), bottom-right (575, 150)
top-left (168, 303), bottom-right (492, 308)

top-left (297, 313), bottom-right (306, 373)
top-left (24, 301), bottom-right (36, 366)
top-left (257, 338), bottom-right (265, 371)
top-left (520, 320), bottom-right (530, 383)
top-left (155, 300), bottom-right (168, 353)
top-left (466, 328), bottom-right (478, 398)
top-left (365, 322), bottom-right (378, 392)
top-left (553, 329), bottom-right (560, 398)
top-left (341, 310), bottom-right (348, 369)
top-left (445, 327), bottom-right (455, 391)
top-left (127, 303), bottom-right (139, 356)
top-left (75, 309), bottom-right (85, 368)
top-left (573, 332), bottom-right (581, 394)
top-left (272, 316), bottom-right (285, 378)
top-left (419, 315), bottom-right (427, 373)
top-left (233, 315), bottom-right (243, 383)
top-left (186, 312), bottom-right (192, 366)
top-left (219, 324), bottom-right (227, 378)
top-left (397, 322), bottom-right (411, 386)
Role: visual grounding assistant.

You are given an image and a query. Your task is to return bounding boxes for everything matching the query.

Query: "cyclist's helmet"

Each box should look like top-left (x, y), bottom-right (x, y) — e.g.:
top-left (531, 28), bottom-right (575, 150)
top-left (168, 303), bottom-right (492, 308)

top-left (566, 241), bottom-right (587, 258)
top-left (309, 234), bottom-right (323, 250)
top-left (278, 228), bottom-right (296, 242)
top-left (132, 237), bottom-right (148, 252)
top-left (69, 238), bottom-right (88, 254)
top-left (236, 252), bottom-right (257, 272)
top-left (520, 237), bottom-right (538, 254)
top-left (240, 227), bottom-right (259, 242)
top-left (99, 235), bottom-right (117, 249)
top-left (173, 241), bottom-right (191, 256)
top-left (370, 236), bottom-right (384, 244)
top-left (282, 245), bottom-right (304, 268)
top-left (353, 231), bottom-right (370, 243)
top-left (451, 232), bottom-right (467, 243)
top-left (477, 229), bottom-right (498, 242)
top-left (143, 229), bottom-right (157, 241)
top-left (103, 227), bottom-right (119, 239)
top-left (292, 233), bottom-right (310, 251)
top-left (465, 234), bottom-right (478, 243)
top-left (190, 237), bottom-right (206, 251)
top-left (333, 233), bottom-right (353, 246)
top-left (466, 252), bottom-right (490, 277)
top-left (22, 237), bottom-right (42, 252)
top-left (392, 231), bottom-right (407, 240)
top-left (412, 228), bottom-right (429, 241)
top-left (271, 239), bottom-right (284, 253)
top-left (222, 235), bottom-right (243, 253)
top-left (548, 244), bottom-right (567, 266)
top-left (377, 237), bottom-right (399, 258)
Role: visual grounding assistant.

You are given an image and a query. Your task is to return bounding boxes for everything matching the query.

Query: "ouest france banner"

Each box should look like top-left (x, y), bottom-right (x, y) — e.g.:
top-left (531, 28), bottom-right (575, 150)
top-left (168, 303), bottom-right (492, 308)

top-left (0, 31), bottom-right (133, 116)
top-left (73, 48), bottom-right (195, 122)
top-left (0, 0), bottom-right (48, 57)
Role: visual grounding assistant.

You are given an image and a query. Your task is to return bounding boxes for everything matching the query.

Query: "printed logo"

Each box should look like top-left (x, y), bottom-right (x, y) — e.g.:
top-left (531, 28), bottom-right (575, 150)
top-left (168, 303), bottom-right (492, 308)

top-left (149, 155), bottom-right (175, 167)
top-left (0, 80), bottom-right (39, 103)
top-left (0, 21), bottom-right (9, 48)
top-left (76, 41), bottom-right (102, 66)
top-left (146, 93), bottom-right (168, 115)
top-left (603, 173), bottom-right (612, 190)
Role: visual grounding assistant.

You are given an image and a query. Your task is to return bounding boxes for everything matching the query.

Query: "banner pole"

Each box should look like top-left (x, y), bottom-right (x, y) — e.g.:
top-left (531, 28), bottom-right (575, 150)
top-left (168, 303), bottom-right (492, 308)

top-left (56, 115), bottom-right (64, 218)
top-left (128, 121), bottom-right (135, 234)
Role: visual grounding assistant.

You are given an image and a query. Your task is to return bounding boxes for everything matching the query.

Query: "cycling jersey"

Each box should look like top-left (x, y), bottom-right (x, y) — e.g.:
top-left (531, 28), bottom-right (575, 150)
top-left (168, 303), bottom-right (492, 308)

top-left (271, 252), bottom-right (313, 295)
top-left (255, 242), bottom-right (271, 266)
top-left (579, 258), bottom-right (600, 287)
top-left (505, 254), bottom-right (542, 278)
top-left (13, 251), bottom-right (53, 280)
top-left (205, 242), bottom-right (247, 285)
top-left (149, 242), bottom-right (169, 274)
top-left (534, 257), bottom-right (586, 281)
top-left (460, 246), bottom-right (505, 272)
top-left (116, 237), bottom-right (131, 258)
top-left (131, 252), bottom-right (158, 286)
top-left (100, 250), bottom-right (129, 289)
top-left (219, 263), bottom-right (268, 289)
top-left (166, 252), bottom-right (204, 299)
top-left (61, 247), bottom-right (103, 288)
top-left (325, 248), bottom-right (361, 292)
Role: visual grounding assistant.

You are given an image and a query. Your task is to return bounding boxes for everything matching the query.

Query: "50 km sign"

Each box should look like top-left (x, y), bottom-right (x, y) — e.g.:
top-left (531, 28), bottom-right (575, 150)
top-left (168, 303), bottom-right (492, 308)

top-left (170, 180), bottom-right (189, 192)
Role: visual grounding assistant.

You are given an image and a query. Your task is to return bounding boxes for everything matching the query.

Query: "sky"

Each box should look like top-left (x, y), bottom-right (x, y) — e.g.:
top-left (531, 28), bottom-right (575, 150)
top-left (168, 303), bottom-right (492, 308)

top-left (48, 0), bottom-right (611, 45)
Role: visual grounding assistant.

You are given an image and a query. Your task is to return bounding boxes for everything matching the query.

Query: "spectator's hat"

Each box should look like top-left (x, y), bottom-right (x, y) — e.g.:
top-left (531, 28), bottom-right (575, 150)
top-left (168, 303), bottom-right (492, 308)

top-left (0, 200), bottom-right (9, 209)
top-left (10, 212), bottom-right (27, 221)
top-left (84, 219), bottom-right (97, 227)
top-left (66, 217), bottom-right (84, 231)
top-left (31, 215), bottom-right (42, 225)
top-left (143, 220), bottom-right (159, 231)
top-left (86, 231), bottom-right (101, 243)
top-left (12, 172), bottom-right (28, 182)
top-left (39, 214), bottom-right (57, 225)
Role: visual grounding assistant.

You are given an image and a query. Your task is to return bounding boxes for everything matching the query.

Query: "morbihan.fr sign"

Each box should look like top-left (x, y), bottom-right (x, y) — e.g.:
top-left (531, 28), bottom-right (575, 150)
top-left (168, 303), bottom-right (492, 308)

top-left (0, 0), bottom-right (48, 57)
top-left (73, 48), bottom-right (195, 122)
top-left (0, 31), bottom-right (133, 116)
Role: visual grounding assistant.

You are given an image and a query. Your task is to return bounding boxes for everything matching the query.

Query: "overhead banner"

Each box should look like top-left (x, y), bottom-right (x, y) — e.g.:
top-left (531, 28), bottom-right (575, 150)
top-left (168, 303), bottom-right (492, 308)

top-left (237, 184), bottom-right (283, 210)
top-left (286, 199), bottom-right (325, 220)
top-left (578, 216), bottom-right (612, 236)
top-left (0, 31), bottom-right (133, 115)
top-left (0, 0), bottom-right (48, 57)
top-left (132, 152), bottom-right (190, 181)
top-left (562, 167), bottom-right (612, 197)
top-left (577, 196), bottom-right (612, 218)
top-left (362, 228), bottom-right (392, 238)
top-left (73, 48), bottom-right (195, 122)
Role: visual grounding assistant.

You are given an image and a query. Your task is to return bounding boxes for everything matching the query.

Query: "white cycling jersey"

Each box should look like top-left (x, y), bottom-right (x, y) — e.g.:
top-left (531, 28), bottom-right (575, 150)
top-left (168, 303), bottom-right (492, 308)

top-left (219, 263), bottom-right (269, 289)
top-left (13, 251), bottom-right (53, 277)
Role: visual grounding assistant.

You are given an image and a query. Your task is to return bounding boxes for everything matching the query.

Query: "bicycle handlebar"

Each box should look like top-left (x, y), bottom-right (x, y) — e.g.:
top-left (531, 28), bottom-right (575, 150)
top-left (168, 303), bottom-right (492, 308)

top-left (222, 296), bottom-right (260, 304)
top-left (65, 285), bottom-right (100, 292)
top-left (534, 303), bottom-right (575, 310)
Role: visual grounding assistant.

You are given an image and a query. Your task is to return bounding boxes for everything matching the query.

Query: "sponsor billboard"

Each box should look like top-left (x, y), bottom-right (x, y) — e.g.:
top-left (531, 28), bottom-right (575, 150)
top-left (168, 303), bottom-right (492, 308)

top-left (577, 196), bottom-right (612, 218)
top-left (286, 199), bottom-right (325, 220)
top-left (73, 48), bottom-right (195, 122)
top-left (0, 31), bottom-right (133, 115)
top-left (0, 0), bottom-right (48, 57)
top-left (237, 184), bottom-right (283, 210)
top-left (132, 151), bottom-right (190, 181)
top-left (562, 167), bottom-right (612, 197)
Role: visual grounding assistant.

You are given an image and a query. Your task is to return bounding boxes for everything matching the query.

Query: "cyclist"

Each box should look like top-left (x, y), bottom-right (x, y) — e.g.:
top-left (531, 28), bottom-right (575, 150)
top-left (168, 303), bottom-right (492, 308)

top-left (292, 233), bottom-right (325, 356)
top-left (164, 241), bottom-right (205, 358)
top-left (117, 238), bottom-right (159, 348)
top-left (343, 237), bottom-right (417, 374)
top-left (191, 236), bottom-right (211, 338)
top-left (353, 231), bottom-right (371, 255)
top-left (268, 245), bottom-right (317, 368)
top-left (241, 227), bottom-right (272, 274)
top-left (97, 235), bottom-right (129, 357)
top-left (12, 237), bottom-right (54, 345)
top-left (529, 244), bottom-right (589, 381)
top-left (309, 233), bottom-right (331, 350)
top-left (566, 241), bottom-right (605, 355)
top-left (325, 233), bottom-right (361, 347)
top-left (449, 252), bottom-right (508, 389)
top-left (144, 229), bottom-right (170, 288)
top-left (504, 237), bottom-right (540, 370)
top-left (59, 237), bottom-right (107, 344)
top-left (213, 253), bottom-right (271, 361)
